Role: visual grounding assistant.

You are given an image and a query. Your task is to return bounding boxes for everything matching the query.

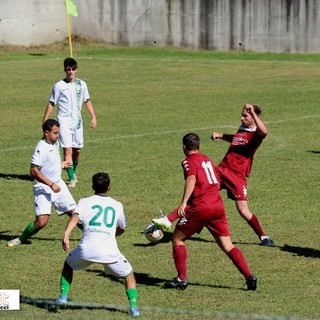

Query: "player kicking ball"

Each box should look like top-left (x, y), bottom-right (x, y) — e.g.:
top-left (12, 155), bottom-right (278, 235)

top-left (54, 172), bottom-right (140, 317)
top-left (157, 133), bottom-right (257, 291)
top-left (153, 104), bottom-right (274, 247)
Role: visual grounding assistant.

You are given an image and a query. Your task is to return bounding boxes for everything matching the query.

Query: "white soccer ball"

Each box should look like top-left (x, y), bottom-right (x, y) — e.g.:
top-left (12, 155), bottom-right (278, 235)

top-left (144, 223), bottom-right (164, 243)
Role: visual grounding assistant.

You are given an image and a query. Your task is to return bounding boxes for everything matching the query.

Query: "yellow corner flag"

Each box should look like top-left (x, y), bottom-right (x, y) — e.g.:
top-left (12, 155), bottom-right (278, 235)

top-left (66, 0), bottom-right (78, 17)
top-left (65, 0), bottom-right (78, 57)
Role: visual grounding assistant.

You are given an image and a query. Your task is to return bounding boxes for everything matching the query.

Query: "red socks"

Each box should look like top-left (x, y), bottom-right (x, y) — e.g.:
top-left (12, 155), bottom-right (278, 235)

top-left (167, 208), bottom-right (179, 222)
top-left (247, 213), bottom-right (265, 238)
top-left (227, 247), bottom-right (251, 279)
top-left (173, 245), bottom-right (188, 280)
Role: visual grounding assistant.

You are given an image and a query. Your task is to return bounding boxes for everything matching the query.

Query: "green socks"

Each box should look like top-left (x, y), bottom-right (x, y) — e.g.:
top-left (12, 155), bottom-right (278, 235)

top-left (126, 288), bottom-right (138, 308)
top-left (19, 221), bottom-right (38, 242)
top-left (73, 160), bottom-right (79, 173)
top-left (60, 275), bottom-right (72, 297)
top-left (67, 164), bottom-right (75, 180)
top-left (67, 161), bottom-right (79, 180)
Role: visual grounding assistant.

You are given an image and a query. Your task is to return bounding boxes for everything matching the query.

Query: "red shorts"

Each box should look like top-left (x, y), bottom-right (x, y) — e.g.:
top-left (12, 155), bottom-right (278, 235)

top-left (215, 165), bottom-right (248, 201)
top-left (175, 206), bottom-right (230, 238)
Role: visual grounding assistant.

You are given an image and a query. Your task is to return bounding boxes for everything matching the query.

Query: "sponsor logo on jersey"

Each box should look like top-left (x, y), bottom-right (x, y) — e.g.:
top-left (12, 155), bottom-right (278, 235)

top-left (178, 217), bottom-right (188, 225)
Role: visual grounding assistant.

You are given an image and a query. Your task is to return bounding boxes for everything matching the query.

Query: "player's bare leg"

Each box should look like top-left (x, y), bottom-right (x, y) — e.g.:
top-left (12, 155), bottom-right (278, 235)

top-left (235, 200), bottom-right (274, 246)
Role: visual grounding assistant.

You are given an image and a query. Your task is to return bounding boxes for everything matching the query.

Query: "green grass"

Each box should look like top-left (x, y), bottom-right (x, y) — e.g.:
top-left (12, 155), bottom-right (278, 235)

top-left (0, 43), bottom-right (319, 319)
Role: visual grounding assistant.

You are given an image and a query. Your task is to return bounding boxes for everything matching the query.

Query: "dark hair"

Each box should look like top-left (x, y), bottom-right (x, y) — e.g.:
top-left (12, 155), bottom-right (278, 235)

top-left (42, 119), bottom-right (60, 132)
top-left (92, 172), bottom-right (110, 193)
top-left (252, 105), bottom-right (262, 116)
top-left (64, 57), bottom-right (77, 70)
top-left (182, 133), bottom-right (200, 151)
top-left (243, 104), bottom-right (262, 116)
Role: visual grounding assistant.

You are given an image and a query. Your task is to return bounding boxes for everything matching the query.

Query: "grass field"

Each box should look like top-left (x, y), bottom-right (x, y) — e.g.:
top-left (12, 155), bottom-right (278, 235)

top-left (0, 42), bottom-right (319, 320)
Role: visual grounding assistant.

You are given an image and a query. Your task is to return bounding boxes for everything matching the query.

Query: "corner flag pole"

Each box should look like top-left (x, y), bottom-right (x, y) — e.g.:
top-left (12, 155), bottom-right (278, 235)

top-left (66, 10), bottom-right (73, 57)
top-left (65, 0), bottom-right (78, 58)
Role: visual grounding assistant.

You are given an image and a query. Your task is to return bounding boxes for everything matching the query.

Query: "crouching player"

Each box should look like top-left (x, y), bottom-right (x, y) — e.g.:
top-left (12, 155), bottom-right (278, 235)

top-left (55, 172), bottom-right (140, 317)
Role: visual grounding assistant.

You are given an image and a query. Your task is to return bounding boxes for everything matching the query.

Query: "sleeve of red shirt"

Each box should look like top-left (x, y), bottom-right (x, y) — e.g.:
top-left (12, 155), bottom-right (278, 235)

top-left (181, 158), bottom-right (196, 178)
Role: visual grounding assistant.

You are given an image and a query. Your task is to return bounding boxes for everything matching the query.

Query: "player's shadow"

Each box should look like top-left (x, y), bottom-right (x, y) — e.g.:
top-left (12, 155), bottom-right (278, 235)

top-left (88, 270), bottom-right (167, 287)
top-left (281, 244), bottom-right (320, 258)
top-left (231, 240), bottom-right (272, 247)
top-left (20, 295), bottom-right (127, 314)
top-left (133, 273), bottom-right (237, 290)
top-left (2, 234), bottom-right (55, 243)
top-left (87, 270), bottom-right (241, 291)
top-left (0, 173), bottom-right (33, 181)
top-left (0, 231), bottom-right (18, 242)
top-left (134, 231), bottom-right (213, 247)
top-left (1, 231), bottom-right (80, 243)
top-left (0, 232), bottom-right (33, 243)
top-left (308, 150), bottom-right (320, 154)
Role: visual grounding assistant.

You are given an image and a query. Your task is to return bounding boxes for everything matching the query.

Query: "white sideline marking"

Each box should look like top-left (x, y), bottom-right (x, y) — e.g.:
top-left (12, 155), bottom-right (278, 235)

top-left (0, 125), bottom-right (235, 153)
top-left (1, 55), bottom-right (318, 66)
top-left (19, 297), bottom-right (312, 320)
top-left (1, 115), bottom-right (319, 153)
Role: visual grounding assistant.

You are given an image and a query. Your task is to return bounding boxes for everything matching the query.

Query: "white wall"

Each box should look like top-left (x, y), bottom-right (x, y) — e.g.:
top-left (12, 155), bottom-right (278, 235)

top-left (0, 0), bottom-right (67, 46)
top-left (1, 0), bottom-right (320, 53)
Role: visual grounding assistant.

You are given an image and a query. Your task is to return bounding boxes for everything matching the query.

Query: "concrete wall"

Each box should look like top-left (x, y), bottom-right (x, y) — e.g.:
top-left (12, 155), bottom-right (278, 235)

top-left (1, 0), bottom-right (320, 53)
top-left (0, 0), bottom-right (66, 46)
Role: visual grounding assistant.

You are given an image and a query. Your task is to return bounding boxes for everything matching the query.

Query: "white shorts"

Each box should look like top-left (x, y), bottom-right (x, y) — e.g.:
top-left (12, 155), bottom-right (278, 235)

top-left (33, 180), bottom-right (76, 216)
top-left (66, 249), bottom-right (133, 277)
top-left (59, 125), bottom-right (84, 149)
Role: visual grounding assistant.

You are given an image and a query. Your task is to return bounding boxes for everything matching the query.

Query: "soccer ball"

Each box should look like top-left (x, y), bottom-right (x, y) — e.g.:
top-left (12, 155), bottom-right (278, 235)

top-left (144, 223), bottom-right (164, 243)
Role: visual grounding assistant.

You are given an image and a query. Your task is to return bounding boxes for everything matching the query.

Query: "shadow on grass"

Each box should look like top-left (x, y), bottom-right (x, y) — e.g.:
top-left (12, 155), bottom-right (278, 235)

top-left (281, 244), bottom-right (320, 258)
top-left (29, 53), bottom-right (47, 56)
top-left (20, 295), bottom-right (127, 314)
top-left (135, 232), bottom-right (262, 248)
top-left (308, 150), bottom-right (320, 154)
top-left (0, 231), bottom-right (14, 242)
top-left (86, 270), bottom-right (240, 291)
top-left (134, 231), bottom-right (214, 247)
top-left (0, 232), bottom-right (32, 243)
top-left (0, 173), bottom-right (33, 181)
top-left (133, 273), bottom-right (236, 291)
top-left (1, 232), bottom-right (80, 243)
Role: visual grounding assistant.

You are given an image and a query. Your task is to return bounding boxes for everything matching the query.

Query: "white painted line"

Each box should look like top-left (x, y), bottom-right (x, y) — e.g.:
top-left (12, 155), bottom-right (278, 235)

top-left (1, 115), bottom-right (319, 153)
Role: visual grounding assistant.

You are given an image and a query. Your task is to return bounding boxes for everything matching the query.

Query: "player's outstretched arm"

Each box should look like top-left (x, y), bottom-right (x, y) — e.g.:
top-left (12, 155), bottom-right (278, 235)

top-left (211, 132), bottom-right (234, 142)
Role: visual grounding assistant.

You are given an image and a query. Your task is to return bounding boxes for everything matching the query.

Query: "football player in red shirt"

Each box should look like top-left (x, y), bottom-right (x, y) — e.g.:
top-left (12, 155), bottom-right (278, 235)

top-left (211, 104), bottom-right (273, 246)
top-left (163, 133), bottom-right (257, 290)
top-left (153, 104), bottom-right (274, 247)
